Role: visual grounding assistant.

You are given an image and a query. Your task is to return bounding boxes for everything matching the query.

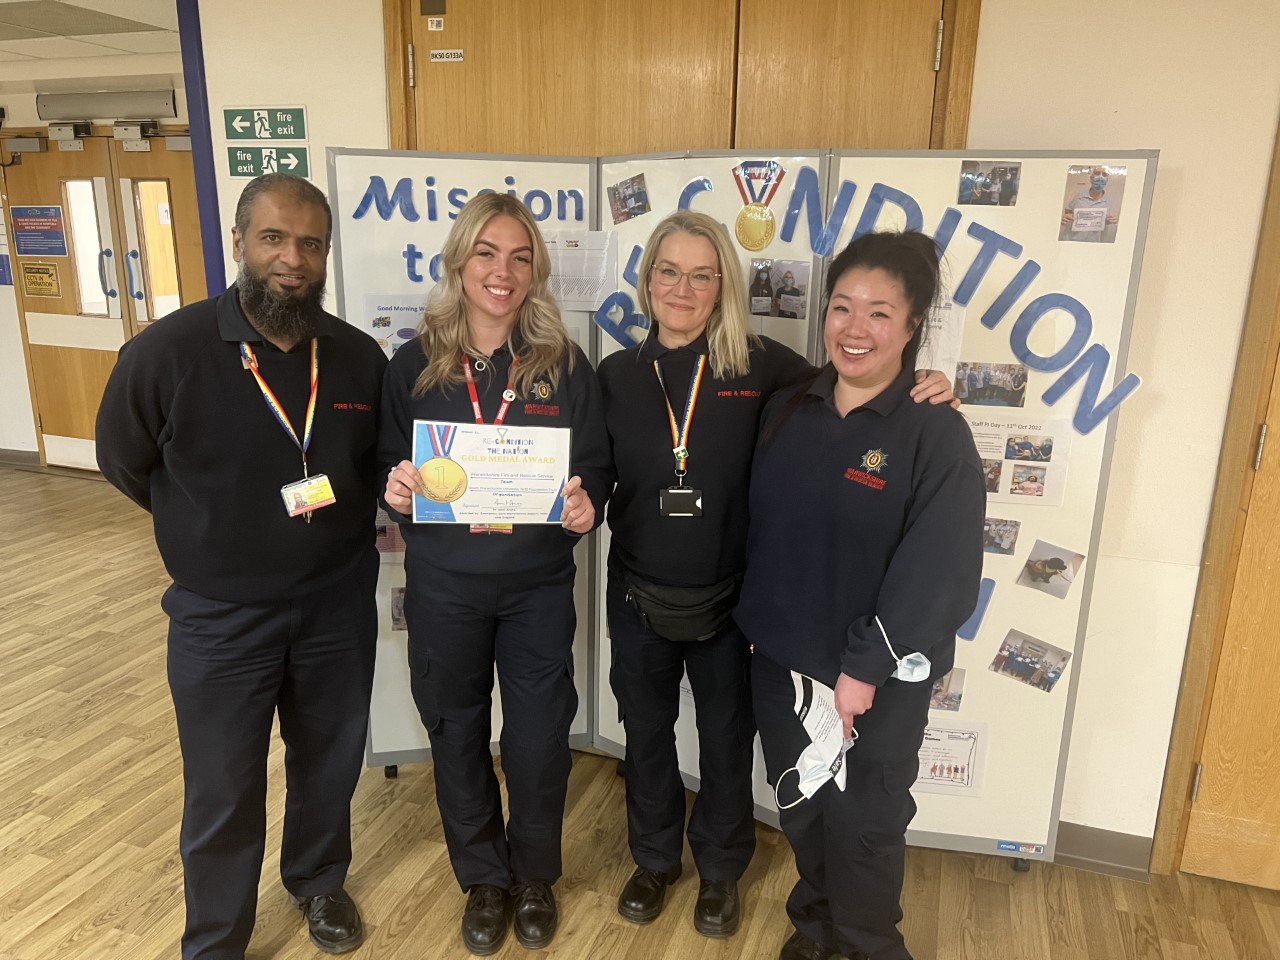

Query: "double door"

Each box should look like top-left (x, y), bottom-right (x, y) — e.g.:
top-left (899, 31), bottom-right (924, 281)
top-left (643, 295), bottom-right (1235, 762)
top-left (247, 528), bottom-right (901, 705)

top-left (2, 134), bottom-right (204, 469)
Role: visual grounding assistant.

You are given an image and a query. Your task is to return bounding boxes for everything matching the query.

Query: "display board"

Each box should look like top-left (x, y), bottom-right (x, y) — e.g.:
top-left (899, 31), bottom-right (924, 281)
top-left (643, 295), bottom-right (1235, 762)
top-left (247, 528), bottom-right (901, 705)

top-left (591, 150), bottom-right (1155, 864)
top-left (326, 149), bottom-right (599, 766)
top-left (327, 146), bottom-right (1156, 865)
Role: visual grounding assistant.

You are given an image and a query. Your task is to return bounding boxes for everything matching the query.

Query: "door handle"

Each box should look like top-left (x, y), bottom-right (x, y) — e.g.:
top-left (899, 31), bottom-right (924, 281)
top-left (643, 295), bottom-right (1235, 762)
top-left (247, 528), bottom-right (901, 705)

top-left (125, 249), bottom-right (144, 300)
top-left (98, 249), bottom-right (118, 299)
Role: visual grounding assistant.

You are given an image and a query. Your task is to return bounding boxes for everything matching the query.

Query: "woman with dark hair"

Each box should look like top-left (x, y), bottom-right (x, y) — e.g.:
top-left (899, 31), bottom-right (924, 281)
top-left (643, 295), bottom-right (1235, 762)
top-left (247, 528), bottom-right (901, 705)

top-left (736, 231), bottom-right (985, 960)
top-left (379, 192), bottom-right (611, 955)
top-left (598, 212), bottom-right (956, 941)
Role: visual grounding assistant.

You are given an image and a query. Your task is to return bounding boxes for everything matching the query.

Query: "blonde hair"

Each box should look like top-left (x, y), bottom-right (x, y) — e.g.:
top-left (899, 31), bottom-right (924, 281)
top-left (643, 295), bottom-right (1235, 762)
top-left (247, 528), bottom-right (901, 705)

top-left (635, 210), bottom-right (757, 380)
top-left (412, 193), bottom-right (575, 398)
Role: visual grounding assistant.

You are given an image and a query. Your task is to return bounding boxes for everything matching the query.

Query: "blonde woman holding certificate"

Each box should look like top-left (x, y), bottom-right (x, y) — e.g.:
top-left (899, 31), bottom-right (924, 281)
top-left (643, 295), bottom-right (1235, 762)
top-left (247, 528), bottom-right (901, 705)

top-left (379, 193), bottom-right (610, 956)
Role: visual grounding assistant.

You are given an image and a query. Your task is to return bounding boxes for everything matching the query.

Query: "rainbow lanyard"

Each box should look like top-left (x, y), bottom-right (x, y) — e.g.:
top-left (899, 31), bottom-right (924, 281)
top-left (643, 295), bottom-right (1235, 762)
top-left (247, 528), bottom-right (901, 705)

top-left (653, 354), bottom-right (706, 480)
top-left (240, 339), bottom-right (319, 476)
top-left (461, 354), bottom-right (519, 425)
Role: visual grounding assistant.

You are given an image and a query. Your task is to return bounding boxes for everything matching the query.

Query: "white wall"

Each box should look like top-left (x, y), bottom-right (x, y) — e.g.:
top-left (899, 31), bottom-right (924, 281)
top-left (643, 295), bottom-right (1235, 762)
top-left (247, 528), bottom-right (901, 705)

top-left (198, 0), bottom-right (389, 293)
top-left (0, 284), bottom-right (37, 455)
top-left (968, 0), bottom-right (1280, 836)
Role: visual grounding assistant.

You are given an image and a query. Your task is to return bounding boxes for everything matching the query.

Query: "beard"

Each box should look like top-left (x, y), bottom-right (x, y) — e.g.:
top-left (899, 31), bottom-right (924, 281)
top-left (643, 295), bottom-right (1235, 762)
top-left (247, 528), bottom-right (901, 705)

top-left (236, 259), bottom-right (327, 345)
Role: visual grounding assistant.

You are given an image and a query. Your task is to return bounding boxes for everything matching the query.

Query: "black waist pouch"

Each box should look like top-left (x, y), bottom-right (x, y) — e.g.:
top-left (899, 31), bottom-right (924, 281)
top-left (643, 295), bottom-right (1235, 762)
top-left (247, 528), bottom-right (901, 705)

top-left (621, 569), bottom-right (742, 642)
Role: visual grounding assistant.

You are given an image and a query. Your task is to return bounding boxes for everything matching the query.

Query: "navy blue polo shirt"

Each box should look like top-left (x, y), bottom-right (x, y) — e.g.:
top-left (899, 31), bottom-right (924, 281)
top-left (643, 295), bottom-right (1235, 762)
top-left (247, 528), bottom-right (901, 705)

top-left (735, 364), bottom-right (985, 687)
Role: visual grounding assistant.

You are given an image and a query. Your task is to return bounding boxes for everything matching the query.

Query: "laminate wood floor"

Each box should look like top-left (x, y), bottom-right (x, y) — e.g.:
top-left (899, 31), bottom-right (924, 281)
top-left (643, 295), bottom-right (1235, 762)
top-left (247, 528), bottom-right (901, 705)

top-left (2, 467), bottom-right (1278, 960)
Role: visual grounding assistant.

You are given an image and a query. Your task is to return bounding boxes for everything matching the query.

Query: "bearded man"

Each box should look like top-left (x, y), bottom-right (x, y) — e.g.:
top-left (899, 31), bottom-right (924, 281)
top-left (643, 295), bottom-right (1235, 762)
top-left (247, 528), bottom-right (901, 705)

top-left (96, 174), bottom-right (386, 960)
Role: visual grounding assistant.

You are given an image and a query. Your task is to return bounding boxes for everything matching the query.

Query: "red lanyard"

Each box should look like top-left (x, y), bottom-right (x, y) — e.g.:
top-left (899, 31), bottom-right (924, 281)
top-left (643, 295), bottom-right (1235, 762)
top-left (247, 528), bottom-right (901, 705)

top-left (461, 354), bottom-right (519, 425)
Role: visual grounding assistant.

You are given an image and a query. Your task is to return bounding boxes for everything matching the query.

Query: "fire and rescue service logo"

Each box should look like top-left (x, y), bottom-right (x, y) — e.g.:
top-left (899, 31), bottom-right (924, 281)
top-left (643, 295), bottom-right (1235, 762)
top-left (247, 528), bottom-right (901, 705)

top-left (860, 449), bottom-right (888, 473)
top-left (532, 380), bottom-right (552, 400)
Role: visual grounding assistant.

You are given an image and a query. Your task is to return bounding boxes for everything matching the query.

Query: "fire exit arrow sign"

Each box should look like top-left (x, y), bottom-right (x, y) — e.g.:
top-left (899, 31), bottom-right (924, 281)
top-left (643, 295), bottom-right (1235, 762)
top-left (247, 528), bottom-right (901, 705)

top-left (227, 146), bottom-right (311, 179)
top-left (223, 106), bottom-right (307, 141)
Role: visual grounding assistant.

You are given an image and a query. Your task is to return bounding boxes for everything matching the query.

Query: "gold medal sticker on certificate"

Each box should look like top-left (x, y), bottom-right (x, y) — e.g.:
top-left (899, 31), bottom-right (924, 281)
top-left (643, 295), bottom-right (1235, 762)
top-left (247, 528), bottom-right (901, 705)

top-left (735, 203), bottom-right (775, 251)
top-left (419, 456), bottom-right (469, 503)
top-left (280, 474), bottom-right (337, 517)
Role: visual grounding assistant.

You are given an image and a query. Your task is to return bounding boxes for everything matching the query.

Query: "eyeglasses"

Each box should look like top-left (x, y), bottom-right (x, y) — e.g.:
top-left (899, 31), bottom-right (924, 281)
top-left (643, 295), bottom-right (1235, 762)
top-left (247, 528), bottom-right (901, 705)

top-left (651, 263), bottom-right (720, 291)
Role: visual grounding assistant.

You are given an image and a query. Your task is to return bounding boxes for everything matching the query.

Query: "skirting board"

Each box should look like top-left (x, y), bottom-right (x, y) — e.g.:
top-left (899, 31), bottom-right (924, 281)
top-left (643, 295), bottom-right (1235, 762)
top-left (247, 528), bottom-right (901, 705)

top-left (1052, 821), bottom-right (1151, 882)
top-left (0, 449), bottom-right (40, 467)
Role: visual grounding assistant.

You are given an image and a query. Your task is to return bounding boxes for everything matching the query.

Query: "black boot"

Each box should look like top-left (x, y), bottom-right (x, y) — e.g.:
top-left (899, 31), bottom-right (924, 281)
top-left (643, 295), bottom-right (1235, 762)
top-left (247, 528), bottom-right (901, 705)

top-left (617, 864), bottom-right (682, 924)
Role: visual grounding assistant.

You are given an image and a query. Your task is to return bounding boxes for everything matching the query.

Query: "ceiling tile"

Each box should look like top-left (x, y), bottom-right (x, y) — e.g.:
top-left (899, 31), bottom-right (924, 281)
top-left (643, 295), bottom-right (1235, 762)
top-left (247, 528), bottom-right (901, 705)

top-left (62, 0), bottom-right (177, 32)
top-left (0, 22), bottom-right (47, 41)
top-left (87, 30), bottom-right (180, 55)
top-left (0, 2), bottom-right (163, 37)
top-left (0, 35), bottom-right (129, 59)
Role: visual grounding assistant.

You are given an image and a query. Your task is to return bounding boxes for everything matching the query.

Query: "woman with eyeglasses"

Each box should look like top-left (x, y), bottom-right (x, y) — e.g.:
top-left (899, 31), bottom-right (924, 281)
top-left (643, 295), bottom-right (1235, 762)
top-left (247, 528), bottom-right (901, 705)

top-left (596, 210), bottom-right (954, 940)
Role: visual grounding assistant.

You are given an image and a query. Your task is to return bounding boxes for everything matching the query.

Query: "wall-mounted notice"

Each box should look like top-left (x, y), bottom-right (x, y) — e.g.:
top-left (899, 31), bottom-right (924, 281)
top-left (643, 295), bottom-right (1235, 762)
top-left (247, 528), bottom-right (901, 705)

top-left (223, 106), bottom-right (307, 141)
top-left (227, 146), bottom-right (310, 180)
top-left (20, 262), bottom-right (61, 298)
top-left (10, 206), bottom-right (68, 257)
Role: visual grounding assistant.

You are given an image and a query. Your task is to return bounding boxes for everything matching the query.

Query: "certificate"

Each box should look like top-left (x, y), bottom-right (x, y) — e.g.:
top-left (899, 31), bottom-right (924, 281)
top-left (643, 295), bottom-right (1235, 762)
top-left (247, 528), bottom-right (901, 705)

top-left (1071, 206), bottom-right (1107, 232)
top-left (411, 421), bottom-right (572, 524)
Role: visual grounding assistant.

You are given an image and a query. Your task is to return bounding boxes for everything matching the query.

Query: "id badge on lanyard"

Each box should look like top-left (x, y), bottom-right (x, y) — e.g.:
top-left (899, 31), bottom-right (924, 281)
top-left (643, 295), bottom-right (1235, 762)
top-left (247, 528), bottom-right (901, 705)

top-left (654, 354), bottom-right (706, 517)
top-left (241, 339), bottom-right (335, 522)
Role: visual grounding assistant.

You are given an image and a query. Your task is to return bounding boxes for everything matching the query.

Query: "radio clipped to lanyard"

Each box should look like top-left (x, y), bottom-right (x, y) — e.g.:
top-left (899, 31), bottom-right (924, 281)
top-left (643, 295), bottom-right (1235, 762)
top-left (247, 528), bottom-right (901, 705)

top-left (462, 353), bottom-right (519, 534)
top-left (241, 339), bottom-right (336, 522)
top-left (653, 354), bottom-right (705, 518)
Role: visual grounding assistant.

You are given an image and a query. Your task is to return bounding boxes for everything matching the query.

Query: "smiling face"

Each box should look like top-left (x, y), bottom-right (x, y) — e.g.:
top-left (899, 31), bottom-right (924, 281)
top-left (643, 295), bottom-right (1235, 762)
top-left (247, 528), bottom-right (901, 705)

top-left (646, 231), bottom-right (720, 348)
top-left (232, 189), bottom-right (328, 301)
top-left (461, 214), bottom-right (534, 332)
top-left (823, 266), bottom-right (918, 399)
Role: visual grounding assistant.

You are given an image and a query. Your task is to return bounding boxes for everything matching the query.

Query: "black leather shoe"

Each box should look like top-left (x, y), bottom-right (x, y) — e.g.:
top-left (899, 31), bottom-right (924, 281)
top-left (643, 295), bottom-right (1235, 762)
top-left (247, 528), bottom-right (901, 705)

top-left (778, 927), bottom-right (840, 960)
top-left (461, 884), bottom-right (509, 956)
top-left (616, 864), bottom-right (683, 924)
top-left (288, 890), bottom-right (364, 954)
top-left (512, 880), bottom-right (557, 949)
top-left (693, 879), bottom-right (740, 937)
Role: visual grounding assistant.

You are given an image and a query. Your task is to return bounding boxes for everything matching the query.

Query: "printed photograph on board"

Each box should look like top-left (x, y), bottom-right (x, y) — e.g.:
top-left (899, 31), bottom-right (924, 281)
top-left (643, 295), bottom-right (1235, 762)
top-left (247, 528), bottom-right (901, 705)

top-left (375, 509), bottom-right (406, 557)
top-left (957, 160), bottom-right (1021, 206)
top-left (606, 173), bottom-right (651, 225)
top-left (1004, 433), bottom-right (1055, 462)
top-left (1009, 465), bottom-right (1047, 497)
top-left (749, 258), bottom-right (774, 317)
top-left (982, 517), bottom-right (1021, 555)
top-left (1059, 164), bottom-right (1127, 243)
top-left (930, 668), bottom-right (966, 712)
top-left (981, 458), bottom-right (1003, 494)
top-left (1016, 539), bottom-right (1086, 599)
top-left (915, 721), bottom-right (988, 796)
top-left (391, 587), bottom-right (407, 631)
top-left (955, 361), bottom-right (1028, 407)
top-left (771, 260), bottom-right (810, 318)
top-left (989, 629), bottom-right (1071, 693)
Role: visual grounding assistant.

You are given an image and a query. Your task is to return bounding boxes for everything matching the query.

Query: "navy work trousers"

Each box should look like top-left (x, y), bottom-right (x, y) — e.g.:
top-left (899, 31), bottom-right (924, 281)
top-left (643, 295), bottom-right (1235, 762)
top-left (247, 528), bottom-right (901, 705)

top-left (753, 651), bottom-right (930, 960)
top-left (163, 550), bottom-right (378, 960)
top-left (404, 558), bottom-right (578, 891)
top-left (606, 576), bottom-right (756, 881)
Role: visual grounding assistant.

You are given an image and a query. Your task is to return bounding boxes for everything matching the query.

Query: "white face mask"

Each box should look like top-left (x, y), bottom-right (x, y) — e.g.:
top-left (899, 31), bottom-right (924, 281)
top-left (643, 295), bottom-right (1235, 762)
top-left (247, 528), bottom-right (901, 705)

top-left (876, 615), bottom-right (931, 683)
top-left (775, 672), bottom-right (858, 810)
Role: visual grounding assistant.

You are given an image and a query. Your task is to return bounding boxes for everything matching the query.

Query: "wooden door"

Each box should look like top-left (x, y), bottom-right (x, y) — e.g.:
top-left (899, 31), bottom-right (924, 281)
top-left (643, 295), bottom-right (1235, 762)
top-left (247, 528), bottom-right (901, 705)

top-left (3, 138), bottom-right (130, 470)
top-left (409, 0), bottom-right (738, 155)
top-left (110, 137), bottom-right (206, 335)
top-left (736, 0), bottom-right (945, 148)
top-left (1179, 356), bottom-right (1280, 889)
top-left (3, 135), bottom-right (204, 469)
